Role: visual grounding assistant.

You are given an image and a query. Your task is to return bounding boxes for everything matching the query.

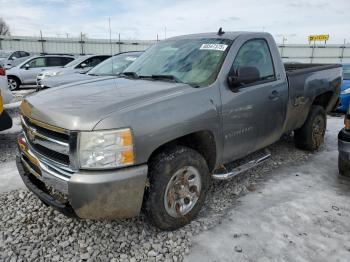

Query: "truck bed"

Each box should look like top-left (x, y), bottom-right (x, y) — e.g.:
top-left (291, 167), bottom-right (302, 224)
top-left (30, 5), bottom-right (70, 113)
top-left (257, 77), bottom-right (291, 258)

top-left (284, 63), bottom-right (341, 76)
top-left (283, 63), bottom-right (342, 133)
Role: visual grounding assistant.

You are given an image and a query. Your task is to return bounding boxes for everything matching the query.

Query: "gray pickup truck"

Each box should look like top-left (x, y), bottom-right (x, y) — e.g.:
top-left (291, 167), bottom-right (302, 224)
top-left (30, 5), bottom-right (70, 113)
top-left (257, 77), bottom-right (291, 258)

top-left (16, 31), bottom-right (342, 230)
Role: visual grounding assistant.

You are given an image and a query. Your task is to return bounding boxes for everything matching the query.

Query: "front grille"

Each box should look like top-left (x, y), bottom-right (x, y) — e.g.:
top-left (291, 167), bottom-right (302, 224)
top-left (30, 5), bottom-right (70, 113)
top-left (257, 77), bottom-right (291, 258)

top-left (21, 116), bottom-right (71, 167)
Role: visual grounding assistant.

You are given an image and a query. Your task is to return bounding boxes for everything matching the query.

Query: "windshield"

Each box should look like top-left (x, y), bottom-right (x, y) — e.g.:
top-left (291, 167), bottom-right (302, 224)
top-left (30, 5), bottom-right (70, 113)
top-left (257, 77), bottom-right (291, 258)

top-left (0, 51), bottom-right (11, 59)
top-left (88, 54), bottom-right (140, 76)
top-left (343, 65), bottom-right (350, 80)
top-left (63, 56), bottom-right (87, 68)
top-left (125, 38), bottom-right (232, 86)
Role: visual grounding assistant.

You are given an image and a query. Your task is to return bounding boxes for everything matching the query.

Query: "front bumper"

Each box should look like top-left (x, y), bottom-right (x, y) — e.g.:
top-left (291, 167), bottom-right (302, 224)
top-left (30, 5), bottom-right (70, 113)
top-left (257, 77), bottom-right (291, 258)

top-left (16, 134), bottom-right (148, 219)
top-left (0, 110), bottom-right (12, 131)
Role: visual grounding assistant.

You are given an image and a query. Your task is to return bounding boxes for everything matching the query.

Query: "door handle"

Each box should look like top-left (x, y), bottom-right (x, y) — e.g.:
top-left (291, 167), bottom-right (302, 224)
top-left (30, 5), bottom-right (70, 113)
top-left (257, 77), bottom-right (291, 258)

top-left (269, 90), bottom-right (279, 100)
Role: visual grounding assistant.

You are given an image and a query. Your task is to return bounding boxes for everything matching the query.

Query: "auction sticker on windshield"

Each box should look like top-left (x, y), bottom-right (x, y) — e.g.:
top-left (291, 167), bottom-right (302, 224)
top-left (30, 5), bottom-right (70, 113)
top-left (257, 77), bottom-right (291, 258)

top-left (200, 44), bottom-right (228, 51)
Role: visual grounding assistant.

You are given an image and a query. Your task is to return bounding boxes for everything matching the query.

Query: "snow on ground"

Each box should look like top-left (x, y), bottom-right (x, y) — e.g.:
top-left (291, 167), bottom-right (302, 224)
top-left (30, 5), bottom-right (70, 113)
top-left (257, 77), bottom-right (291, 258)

top-left (0, 116), bottom-right (24, 193)
top-left (0, 161), bottom-right (24, 193)
top-left (186, 117), bottom-right (350, 262)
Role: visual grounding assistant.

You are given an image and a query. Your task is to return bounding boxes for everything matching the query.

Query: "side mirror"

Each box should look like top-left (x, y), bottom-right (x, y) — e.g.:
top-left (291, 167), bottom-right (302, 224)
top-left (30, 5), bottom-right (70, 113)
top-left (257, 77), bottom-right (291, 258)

top-left (11, 56), bottom-right (17, 60)
top-left (80, 63), bottom-right (87, 68)
top-left (227, 66), bottom-right (260, 90)
top-left (25, 64), bottom-right (30, 70)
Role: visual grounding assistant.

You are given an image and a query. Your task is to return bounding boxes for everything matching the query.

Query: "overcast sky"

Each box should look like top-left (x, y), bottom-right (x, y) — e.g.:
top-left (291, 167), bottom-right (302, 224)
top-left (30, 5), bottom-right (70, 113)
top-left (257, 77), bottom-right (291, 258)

top-left (1, 0), bottom-right (349, 44)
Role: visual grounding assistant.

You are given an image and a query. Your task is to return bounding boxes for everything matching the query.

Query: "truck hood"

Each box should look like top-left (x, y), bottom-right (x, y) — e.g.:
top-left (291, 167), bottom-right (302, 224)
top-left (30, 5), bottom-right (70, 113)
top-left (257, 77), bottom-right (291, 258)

top-left (21, 77), bottom-right (191, 131)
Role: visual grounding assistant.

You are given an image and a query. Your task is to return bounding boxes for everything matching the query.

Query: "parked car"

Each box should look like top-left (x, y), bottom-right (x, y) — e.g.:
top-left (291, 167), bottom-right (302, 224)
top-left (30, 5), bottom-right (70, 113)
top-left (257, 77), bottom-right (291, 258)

top-left (37, 51), bottom-right (142, 90)
top-left (0, 90), bottom-right (12, 132)
top-left (338, 108), bottom-right (350, 176)
top-left (0, 65), bottom-right (13, 104)
top-left (16, 31), bottom-right (341, 230)
top-left (36, 54), bottom-right (111, 86)
top-left (6, 55), bottom-right (75, 90)
top-left (337, 64), bottom-right (350, 112)
top-left (0, 50), bottom-right (32, 69)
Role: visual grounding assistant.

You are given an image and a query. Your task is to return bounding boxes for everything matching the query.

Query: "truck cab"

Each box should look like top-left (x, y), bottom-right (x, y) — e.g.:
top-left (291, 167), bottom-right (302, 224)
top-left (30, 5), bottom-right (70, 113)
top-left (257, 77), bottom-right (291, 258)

top-left (16, 31), bottom-right (341, 230)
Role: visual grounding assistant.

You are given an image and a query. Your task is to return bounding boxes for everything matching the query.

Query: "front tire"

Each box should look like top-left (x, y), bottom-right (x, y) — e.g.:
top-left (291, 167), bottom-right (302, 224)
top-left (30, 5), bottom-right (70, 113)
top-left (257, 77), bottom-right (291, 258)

top-left (144, 146), bottom-right (210, 230)
top-left (294, 105), bottom-right (326, 151)
top-left (8, 76), bottom-right (20, 91)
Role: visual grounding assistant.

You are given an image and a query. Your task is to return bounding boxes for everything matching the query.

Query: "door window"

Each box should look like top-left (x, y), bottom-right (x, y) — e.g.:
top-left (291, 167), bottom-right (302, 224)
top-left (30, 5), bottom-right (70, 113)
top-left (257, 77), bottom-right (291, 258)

top-left (10, 51), bottom-right (21, 60)
top-left (78, 57), bottom-right (105, 68)
top-left (89, 57), bottom-right (105, 67)
top-left (46, 57), bottom-right (64, 67)
top-left (20, 51), bottom-right (30, 57)
top-left (232, 39), bottom-right (275, 83)
top-left (27, 57), bottom-right (46, 68)
top-left (61, 57), bottom-right (74, 65)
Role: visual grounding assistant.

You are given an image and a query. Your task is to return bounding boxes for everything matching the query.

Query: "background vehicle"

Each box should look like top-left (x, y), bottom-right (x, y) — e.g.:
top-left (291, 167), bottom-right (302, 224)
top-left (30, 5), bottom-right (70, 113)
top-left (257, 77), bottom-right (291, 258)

top-left (16, 31), bottom-right (342, 230)
top-left (337, 64), bottom-right (350, 112)
top-left (0, 65), bottom-right (13, 104)
top-left (36, 54), bottom-right (111, 86)
top-left (6, 55), bottom-right (75, 90)
top-left (0, 50), bottom-right (32, 69)
top-left (0, 89), bottom-right (12, 131)
top-left (338, 109), bottom-right (350, 176)
top-left (37, 51), bottom-right (142, 90)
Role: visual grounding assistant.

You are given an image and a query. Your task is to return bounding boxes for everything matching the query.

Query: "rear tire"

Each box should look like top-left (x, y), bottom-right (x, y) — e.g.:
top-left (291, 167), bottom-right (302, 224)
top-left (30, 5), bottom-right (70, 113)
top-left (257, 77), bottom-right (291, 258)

top-left (294, 105), bottom-right (326, 151)
top-left (339, 152), bottom-right (350, 177)
top-left (144, 146), bottom-right (210, 230)
top-left (8, 76), bottom-right (20, 91)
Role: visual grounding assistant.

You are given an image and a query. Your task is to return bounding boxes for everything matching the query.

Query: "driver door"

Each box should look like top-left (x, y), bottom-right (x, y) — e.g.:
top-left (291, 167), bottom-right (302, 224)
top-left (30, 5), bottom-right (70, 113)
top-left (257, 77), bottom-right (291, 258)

top-left (221, 38), bottom-right (286, 163)
top-left (19, 57), bottom-right (47, 84)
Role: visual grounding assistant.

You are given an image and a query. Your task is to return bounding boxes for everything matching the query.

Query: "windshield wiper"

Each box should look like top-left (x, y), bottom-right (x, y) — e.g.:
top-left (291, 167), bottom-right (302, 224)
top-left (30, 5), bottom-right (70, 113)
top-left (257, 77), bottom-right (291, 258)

top-left (120, 71), bottom-right (139, 79)
top-left (141, 74), bottom-right (183, 83)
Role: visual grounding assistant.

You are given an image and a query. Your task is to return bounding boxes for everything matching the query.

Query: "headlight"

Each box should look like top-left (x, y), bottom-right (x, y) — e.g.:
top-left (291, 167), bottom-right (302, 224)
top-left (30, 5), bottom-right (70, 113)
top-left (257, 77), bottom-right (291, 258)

top-left (45, 71), bottom-right (63, 77)
top-left (79, 128), bottom-right (134, 169)
top-left (341, 87), bottom-right (350, 95)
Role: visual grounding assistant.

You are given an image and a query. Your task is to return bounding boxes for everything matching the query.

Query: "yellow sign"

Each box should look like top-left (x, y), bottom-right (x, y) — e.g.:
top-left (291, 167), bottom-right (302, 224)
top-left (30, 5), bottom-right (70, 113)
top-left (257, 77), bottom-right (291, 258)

top-left (308, 34), bottom-right (329, 42)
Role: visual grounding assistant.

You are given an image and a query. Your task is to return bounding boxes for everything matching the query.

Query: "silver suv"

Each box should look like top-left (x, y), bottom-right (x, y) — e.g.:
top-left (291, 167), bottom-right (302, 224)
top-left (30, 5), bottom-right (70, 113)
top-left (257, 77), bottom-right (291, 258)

top-left (36, 54), bottom-right (110, 87)
top-left (0, 50), bottom-right (32, 69)
top-left (6, 55), bottom-right (75, 90)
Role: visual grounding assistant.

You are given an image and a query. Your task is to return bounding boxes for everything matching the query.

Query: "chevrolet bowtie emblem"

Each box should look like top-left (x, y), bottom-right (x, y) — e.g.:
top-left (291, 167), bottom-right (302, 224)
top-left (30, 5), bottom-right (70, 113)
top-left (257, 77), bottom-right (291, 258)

top-left (28, 128), bottom-right (36, 142)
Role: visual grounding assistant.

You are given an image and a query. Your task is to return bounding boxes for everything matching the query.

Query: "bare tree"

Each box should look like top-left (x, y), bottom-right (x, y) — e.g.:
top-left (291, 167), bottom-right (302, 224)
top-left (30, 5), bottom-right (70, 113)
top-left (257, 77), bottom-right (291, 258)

top-left (0, 17), bottom-right (10, 36)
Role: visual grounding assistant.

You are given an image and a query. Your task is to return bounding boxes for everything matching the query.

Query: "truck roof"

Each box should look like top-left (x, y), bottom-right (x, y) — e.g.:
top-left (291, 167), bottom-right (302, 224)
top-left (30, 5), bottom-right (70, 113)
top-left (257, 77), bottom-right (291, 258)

top-left (168, 31), bottom-right (271, 41)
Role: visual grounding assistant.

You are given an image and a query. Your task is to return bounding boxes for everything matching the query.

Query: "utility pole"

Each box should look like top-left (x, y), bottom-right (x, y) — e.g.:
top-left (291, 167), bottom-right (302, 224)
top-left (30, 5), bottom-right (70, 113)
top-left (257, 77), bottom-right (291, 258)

top-left (118, 33), bottom-right (121, 53)
top-left (340, 38), bottom-right (346, 63)
top-left (80, 32), bottom-right (84, 55)
top-left (39, 30), bottom-right (45, 54)
top-left (280, 36), bottom-right (287, 58)
top-left (164, 26), bottom-right (167, 39)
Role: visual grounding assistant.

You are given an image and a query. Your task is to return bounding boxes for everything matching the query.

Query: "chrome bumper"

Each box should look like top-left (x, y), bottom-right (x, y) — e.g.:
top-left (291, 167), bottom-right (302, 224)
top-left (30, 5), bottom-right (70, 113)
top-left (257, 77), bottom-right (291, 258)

top-left (17, 134), bottom-right (148, 219)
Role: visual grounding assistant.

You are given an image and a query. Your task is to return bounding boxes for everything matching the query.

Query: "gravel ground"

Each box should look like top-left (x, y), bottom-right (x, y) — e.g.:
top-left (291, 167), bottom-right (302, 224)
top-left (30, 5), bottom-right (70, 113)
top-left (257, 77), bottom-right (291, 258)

top-left (0, 110), bottom-right (318, 261)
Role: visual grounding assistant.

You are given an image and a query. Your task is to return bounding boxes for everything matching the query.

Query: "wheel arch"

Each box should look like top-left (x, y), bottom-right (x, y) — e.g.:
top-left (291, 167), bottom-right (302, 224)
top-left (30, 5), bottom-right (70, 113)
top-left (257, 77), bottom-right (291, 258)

top-left (147, 130), bottom-right (218, 172)
top-left (7, 74), bottom-right (22, 85)
top-left (312, 91), bottom-right (335, 112)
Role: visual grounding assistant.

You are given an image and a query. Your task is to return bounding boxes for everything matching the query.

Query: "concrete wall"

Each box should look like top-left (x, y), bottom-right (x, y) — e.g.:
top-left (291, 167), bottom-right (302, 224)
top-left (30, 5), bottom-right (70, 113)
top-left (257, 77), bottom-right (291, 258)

top-left (1, 35), bottom-right (350, 63)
